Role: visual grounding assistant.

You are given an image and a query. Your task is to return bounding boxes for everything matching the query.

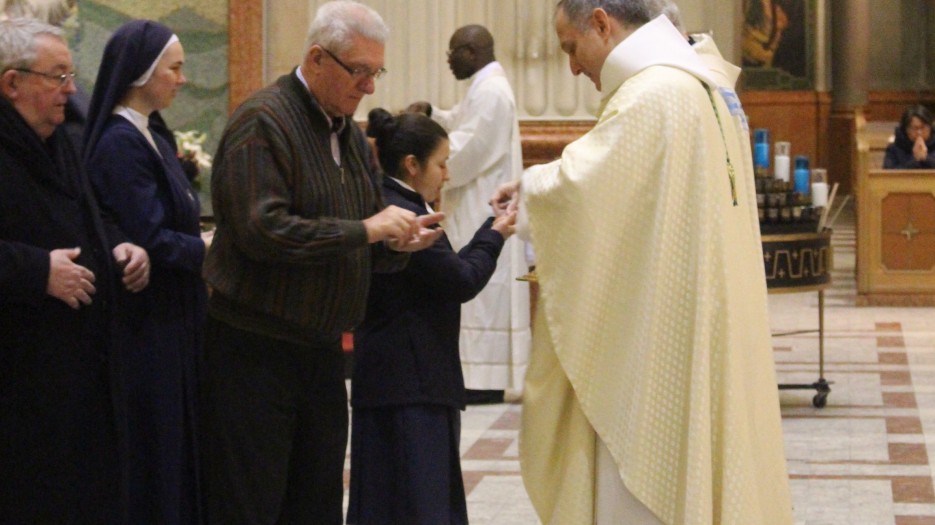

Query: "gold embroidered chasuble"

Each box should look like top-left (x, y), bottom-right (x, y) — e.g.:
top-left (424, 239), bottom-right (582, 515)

top-left (519, 16), bottom-right (793, 525)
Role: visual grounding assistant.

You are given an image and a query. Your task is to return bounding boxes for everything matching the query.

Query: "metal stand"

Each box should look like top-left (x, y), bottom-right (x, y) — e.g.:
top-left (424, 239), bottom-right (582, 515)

top-left (777, 290), bottom-right (832, 408)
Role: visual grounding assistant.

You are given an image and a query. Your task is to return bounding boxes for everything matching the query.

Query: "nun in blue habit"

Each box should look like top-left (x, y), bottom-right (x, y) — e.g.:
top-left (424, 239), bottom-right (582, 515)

top-left (84, 20), bottom-right (207, 525)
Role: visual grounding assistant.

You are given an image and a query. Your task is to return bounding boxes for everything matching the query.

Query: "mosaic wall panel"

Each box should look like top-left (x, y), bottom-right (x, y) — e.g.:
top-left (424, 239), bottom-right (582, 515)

top-left (69, 0), bottom-right (228, 207)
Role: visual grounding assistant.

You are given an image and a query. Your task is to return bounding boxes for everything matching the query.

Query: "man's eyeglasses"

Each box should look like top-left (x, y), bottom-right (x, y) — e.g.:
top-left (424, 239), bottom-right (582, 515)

top-left (12, 68), bottom-right (76, 87)
top-left (320, 48), bottom-right (387, 80)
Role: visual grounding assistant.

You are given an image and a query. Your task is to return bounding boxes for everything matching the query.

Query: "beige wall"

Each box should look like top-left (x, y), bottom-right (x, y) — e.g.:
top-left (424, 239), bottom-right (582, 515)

top-left (866, 0), bottom-right (934, 91)
top-left (262, 0), bottom-right (934, 120)
top-left (264, 0), bottom-right (309, 83)
top-left (264, 0), bottom-right (743, 120)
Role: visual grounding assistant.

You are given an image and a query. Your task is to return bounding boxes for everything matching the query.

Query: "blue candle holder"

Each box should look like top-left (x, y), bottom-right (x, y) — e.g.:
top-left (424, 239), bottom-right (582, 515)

top-left (754, 128), bottom-right (770, 170)
top-left (794, 155), bottom-right (810, 194)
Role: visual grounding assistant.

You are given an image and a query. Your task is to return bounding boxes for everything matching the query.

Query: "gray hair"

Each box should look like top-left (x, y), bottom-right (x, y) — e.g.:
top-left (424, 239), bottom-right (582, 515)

top-left (1, 0), bottom-right (75, 27)
top-left (0, 17), bottom-right (64, 72)
top-left (304, 0), bottom-right (389, 55)
top-left (657, 0), bottom-right (684, 33)
top-left (555, 0), bottom-right (655, 30)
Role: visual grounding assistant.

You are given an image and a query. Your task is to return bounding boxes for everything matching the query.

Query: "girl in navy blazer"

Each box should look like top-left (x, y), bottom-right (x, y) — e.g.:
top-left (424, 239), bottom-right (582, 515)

top-left (347, 109), bottom-right (516, 525)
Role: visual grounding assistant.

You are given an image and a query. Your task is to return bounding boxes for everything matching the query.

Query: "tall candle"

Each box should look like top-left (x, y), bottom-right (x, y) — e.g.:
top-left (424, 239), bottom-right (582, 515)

top-left (794, 155), bottom-right (810, 194)
top-left (774, 154), bottom-right (790, 183)
top-left (812, 182), bottom-right (829, 207)
top-left (774, 141), bottom-right (791, 182)
top-left (754, 129), bottom-right (770, 170)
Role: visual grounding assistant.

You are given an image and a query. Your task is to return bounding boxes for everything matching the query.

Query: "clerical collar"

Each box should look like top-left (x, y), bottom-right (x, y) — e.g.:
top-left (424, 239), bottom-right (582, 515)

top-left (295, 66), bottom-right (344, 133)
top-left (113, 104), bottom-right (161, 156)
top-left (600, 15), bottom-right (716, 99)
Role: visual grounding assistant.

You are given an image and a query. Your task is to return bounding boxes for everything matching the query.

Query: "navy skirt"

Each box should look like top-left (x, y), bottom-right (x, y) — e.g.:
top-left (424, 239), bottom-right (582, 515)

top-left (346, 404), bottom-right (467, 525)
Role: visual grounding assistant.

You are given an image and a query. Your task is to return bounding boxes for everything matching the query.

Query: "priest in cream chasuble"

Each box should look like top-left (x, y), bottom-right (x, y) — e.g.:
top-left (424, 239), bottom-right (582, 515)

top-left (515, 7), bottom-right (793, 525)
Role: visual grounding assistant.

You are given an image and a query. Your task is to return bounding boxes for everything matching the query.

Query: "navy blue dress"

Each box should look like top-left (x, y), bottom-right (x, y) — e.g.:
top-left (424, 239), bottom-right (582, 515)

top-left (348, 177), bottom-right (505, 525)
top-left (87, 115), bottom-right (206, 524)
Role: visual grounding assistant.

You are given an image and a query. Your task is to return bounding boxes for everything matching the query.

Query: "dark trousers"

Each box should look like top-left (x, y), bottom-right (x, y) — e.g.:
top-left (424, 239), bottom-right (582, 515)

top-left (201, 315), bottom-right (347, 524)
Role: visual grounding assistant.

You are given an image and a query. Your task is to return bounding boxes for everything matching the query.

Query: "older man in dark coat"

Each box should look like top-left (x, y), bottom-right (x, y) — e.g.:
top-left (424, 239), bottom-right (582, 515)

top-left (0, 17), bottom-right (149, 523)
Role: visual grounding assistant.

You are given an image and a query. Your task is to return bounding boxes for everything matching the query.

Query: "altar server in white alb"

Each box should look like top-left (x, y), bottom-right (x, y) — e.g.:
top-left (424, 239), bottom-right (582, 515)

top-left (409, 25), bottom-right (530, 404)
top-left (493, 1), bottom-right (793, 523)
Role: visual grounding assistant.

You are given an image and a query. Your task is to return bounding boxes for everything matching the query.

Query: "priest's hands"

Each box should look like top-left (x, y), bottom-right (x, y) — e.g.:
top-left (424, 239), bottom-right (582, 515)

top-left (490, 180), bottom-right (521, 217)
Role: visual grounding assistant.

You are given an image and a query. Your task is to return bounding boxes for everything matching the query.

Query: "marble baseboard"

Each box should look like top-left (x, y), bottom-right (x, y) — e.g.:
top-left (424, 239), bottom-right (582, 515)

top-left (857, 294), bottom-right (935, 307)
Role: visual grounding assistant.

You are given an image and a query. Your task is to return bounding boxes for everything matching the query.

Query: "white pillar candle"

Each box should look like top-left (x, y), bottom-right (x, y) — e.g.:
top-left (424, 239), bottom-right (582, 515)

top-left (812, 181), bottom-right (829, 207)
top-left (774, 154), bottom-right (791, 183)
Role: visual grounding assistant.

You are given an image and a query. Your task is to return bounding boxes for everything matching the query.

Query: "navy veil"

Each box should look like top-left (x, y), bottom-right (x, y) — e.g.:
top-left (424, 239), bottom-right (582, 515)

top-left (84, 20), bottom-right (177, 162)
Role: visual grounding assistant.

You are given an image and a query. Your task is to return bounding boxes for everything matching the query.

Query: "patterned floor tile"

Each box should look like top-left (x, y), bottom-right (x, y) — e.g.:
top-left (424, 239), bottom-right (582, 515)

top-left (340, 204), bottom-right (935, 524)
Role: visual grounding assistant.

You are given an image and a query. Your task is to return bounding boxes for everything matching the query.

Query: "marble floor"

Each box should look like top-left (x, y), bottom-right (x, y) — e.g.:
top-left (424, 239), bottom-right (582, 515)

top-left (344, 206), bottom-right (935, 524)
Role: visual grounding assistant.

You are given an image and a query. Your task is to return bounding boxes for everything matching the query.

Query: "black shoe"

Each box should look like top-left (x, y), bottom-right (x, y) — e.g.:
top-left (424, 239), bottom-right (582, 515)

top-left (464, 389), bottom-right (505, 405)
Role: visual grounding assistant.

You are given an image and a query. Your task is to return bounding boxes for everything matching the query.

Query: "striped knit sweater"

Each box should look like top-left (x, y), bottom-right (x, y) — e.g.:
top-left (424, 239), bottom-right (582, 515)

top-left (204, 71), bottom-right (406, 345)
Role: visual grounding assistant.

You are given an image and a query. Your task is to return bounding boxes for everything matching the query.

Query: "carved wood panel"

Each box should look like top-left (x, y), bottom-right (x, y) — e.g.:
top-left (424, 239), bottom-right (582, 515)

top-left (881, 193), bottom-right (935, 271)
top-left (857, 169), bottom-right (935, 304)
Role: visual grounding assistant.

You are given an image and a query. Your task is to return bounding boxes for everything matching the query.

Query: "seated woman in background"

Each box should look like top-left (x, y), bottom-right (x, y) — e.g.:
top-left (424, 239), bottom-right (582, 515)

top-left (884, 104), bottom-right (935, 169)
top-left (84, 19), bottom-right (208, 524)
top-left (347, 108), bottom-right (516, 525)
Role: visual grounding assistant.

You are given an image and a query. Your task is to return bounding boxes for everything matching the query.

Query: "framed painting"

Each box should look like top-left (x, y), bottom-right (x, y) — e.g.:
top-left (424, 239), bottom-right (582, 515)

top-left (741, 0), bottom-right (816, 90)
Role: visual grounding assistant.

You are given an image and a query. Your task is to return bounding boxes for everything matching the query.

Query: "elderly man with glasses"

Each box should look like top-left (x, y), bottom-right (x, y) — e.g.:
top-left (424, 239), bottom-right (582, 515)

top-left (2, 0), bottom-right (90, 154)
top-left (201, 1), bottom-right (443, 523)
top-left (0, 17), bottom-right (150, 523)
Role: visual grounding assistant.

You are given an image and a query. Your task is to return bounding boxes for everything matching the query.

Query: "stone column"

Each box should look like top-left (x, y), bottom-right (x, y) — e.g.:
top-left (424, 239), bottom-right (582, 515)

top-left (828, 0), bottom-right (870, 194)
top-left (830, 0), bottom-right (869, 109)
top-left (926, 1), bottom-right (935, 88)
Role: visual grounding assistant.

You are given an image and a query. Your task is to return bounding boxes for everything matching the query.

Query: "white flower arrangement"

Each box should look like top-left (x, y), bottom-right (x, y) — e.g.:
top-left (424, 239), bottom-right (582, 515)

top-left (173, 129), bottom-right (213, 170)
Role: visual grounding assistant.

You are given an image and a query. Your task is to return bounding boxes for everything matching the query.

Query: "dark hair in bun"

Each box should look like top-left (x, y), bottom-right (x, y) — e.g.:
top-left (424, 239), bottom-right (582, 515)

top-left (367, 107), bottom-right (448, 176)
